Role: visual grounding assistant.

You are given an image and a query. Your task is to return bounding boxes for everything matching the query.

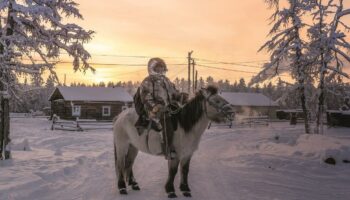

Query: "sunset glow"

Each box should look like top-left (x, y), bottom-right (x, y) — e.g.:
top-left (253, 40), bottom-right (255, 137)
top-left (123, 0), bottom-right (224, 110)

top-left (55, 0), bottom-right (350, 85)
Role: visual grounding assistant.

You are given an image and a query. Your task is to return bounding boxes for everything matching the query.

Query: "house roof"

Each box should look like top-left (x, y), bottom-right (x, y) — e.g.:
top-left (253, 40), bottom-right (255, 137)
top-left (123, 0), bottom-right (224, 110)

top-left (49, 86), bottom-right (133, 102)
top-left (220, 92), bottom-right (278, 107)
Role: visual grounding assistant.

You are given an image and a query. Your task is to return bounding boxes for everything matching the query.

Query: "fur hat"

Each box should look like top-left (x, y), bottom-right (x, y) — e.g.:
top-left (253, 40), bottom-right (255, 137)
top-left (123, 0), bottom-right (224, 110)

top-left (148, 58), bottom-right (168, 76)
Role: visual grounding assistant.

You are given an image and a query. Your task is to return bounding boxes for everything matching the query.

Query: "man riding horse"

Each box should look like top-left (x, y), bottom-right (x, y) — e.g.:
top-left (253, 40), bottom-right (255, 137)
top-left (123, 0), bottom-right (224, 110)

top-left (135, 57), bottom-right (184, 160)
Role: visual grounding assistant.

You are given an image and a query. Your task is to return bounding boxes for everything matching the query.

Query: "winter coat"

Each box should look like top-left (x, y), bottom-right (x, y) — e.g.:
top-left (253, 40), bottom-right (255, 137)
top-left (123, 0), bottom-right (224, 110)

top-left (139, 75), bottom-right (180, 113)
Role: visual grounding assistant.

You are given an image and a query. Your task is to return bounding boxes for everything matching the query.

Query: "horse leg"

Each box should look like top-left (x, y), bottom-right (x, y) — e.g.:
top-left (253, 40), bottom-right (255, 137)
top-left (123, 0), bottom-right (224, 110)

top-left (180, 157), bottom-right (192, 197)
top-left (165, 158), bottom-right (179, 198)
top-left (125, 144), bottom-right (140, 190)
top-left (114, 142), bottom-right (128, 195)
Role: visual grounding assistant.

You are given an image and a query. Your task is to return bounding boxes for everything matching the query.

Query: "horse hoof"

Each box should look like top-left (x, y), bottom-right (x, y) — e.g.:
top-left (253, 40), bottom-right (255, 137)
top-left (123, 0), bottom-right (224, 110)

top-left (132, 184), bottom-right (140, 190)
top-left (168, 192), bottom-right (177, 198)
top-left (119, 188), bottom-right (128, 195)
top-left (183, 192), bottom-right (192, 197)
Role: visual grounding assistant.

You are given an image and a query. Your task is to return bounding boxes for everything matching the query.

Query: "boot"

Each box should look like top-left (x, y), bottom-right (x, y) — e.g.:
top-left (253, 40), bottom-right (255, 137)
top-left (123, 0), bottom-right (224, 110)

top-left (151, 119), bottom-right (162, 132)
top-left (160, 111), bottom-right (177, 160)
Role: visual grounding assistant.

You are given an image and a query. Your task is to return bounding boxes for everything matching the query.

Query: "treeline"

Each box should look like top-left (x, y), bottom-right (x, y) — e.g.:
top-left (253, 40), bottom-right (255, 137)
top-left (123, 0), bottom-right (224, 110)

top-left (10, 76), bottom-right (350, 113)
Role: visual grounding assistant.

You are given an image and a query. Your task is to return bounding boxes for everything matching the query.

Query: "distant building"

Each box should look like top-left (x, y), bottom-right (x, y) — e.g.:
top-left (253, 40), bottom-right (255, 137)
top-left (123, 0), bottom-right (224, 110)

top-left (220, 92), bottom-right (279, 118)
top-left (49, 86), bottom-right (133, 120)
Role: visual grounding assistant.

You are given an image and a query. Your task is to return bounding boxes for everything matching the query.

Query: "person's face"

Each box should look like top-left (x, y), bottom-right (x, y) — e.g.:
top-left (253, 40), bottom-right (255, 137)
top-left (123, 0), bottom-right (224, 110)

top-left (154, 64), bottom-right (166, 74)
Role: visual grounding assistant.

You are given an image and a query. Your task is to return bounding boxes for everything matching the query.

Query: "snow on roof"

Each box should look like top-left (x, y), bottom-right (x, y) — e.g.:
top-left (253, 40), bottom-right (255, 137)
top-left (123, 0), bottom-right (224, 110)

top-left (220, 92), bottom-right (278, 107)
top-left (51, 86), bottom-right (133, 102)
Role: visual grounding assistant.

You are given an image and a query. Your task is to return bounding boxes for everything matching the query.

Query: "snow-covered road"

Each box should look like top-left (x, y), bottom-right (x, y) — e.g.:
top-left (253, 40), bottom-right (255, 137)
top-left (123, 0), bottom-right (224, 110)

top-left (1, 118), bottom-right (350, 200)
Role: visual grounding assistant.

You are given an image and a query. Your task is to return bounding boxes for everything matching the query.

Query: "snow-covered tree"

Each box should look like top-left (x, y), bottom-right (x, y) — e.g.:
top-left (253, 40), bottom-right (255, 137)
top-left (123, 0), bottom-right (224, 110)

top-left (308, 0), bottom-right (350, 134)
top-left (237, 78), bottom-right (247, 92)
top-left (252, 0), bottom-right (313, 133)
top-left (0, 0), bottom-right (94, 159)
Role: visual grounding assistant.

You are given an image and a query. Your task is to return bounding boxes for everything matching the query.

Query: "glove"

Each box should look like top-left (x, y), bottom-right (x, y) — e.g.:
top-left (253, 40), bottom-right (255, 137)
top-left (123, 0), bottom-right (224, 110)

top-left (152, 104), bottom-right (164, 113)
top-left (149, 104), bottom-right (164, 118)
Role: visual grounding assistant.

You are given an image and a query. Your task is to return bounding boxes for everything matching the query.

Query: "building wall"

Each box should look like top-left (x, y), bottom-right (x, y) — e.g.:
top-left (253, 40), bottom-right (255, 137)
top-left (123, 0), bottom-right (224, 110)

top-left (51, 100), bottom-right (132, 120)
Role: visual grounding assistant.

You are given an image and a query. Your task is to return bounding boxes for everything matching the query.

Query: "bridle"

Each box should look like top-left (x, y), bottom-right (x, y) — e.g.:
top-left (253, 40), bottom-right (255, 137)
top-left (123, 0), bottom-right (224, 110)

top-left (202, 91), bottom-right (233, 120)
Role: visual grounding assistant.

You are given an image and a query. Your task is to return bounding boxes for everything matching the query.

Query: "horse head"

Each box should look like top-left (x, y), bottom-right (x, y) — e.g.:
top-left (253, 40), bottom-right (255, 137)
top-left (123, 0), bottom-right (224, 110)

top-left (200, 86), bottom-right (234, 123)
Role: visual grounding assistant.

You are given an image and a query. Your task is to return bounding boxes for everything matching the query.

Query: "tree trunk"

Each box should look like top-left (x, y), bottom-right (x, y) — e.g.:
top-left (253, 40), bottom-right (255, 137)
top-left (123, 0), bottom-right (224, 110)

top-left (316, 65), bottom-right (326, 134)
top-left (299, 81), bottom-right (310, 134)
top-left (296, 46), bottom-right (310, 134)
top-left (2, 97), bottom-right (11, 159)
top-left (0, 97), bottom-right (3, 160)
top-left (291, 2), bottom-right (310, 134)
top-left (0, 0), bottom-right (14, 159)
top-left (315, 1), bottom-right (326, 135)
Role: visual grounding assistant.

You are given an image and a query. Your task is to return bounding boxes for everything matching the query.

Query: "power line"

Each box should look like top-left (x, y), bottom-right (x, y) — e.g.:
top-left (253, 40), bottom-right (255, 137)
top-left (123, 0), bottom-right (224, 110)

top-left (196, 64), bottom-right (260, 74)
top-left (59, 52), bottom-right (185, 59)
top-left (23, 58), bottom-right (287, 77)
top-left (194, 57), bottom-right (268, 64)
top-left (22, 56), bottom-right (268, 69)
top-left (169, 65), bottom-right (188, 80)
top-left (22, 59), bottom-right (187, 67)
top-left (196, 61), bottom-right (263, 69)
top-left (194, 57), bottom-right (266, 69)
top-left (196, 64), bottom-right (289, 77)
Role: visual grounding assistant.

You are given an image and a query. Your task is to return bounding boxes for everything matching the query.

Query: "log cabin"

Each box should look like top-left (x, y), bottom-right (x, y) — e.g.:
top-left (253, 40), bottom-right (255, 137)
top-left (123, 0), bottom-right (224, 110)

top-left (49, 86), bottom-right (133, 120)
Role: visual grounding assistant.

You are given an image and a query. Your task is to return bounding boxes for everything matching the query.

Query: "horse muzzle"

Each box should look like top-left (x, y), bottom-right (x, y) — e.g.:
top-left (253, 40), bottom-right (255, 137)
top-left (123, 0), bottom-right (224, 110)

top-left (221, 104), bottom-right (235, 121)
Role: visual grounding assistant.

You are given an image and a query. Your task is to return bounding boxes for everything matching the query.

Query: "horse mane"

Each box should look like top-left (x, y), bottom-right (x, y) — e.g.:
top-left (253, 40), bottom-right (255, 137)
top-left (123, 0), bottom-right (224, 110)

top-left (176, 85), bottom-right (218, 133)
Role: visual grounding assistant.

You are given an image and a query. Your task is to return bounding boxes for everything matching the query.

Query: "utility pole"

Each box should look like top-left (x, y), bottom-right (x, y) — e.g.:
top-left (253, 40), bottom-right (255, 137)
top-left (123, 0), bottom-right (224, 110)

top-left (195, 70), bottom-right (198, 91)
top-left (187, 51), bottom-right (193, 94)
top-left (192, 59), bottom-right (196, 93)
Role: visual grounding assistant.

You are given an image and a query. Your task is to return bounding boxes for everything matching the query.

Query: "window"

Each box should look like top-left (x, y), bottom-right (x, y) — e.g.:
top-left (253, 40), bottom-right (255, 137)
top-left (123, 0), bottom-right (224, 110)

top-left (72, 105), bottom-right (81, 117)
top-left (102, 106), bottom-right (111, 116)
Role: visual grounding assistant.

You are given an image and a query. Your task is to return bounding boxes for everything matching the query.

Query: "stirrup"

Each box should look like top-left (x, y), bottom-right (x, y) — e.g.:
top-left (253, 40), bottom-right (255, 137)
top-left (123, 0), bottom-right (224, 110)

top-left (151, 120), bottom-right (162, 132)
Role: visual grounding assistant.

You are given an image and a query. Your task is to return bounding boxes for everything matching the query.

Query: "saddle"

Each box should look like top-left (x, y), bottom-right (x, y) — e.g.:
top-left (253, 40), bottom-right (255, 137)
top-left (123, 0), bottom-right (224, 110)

top-left (134, 103), bottom-right (180, 135)
top-left (135, 105), bottom-right (180, 159)
top-left (135, 116), bottom-right (162, 135)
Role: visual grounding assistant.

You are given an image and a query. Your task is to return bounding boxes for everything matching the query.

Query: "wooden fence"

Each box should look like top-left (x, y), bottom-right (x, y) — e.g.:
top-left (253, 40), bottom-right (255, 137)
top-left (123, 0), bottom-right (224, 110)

top-left (208, 115), bottom-right (269, 129)
top-left (51, 116), bottom-right (113, 131)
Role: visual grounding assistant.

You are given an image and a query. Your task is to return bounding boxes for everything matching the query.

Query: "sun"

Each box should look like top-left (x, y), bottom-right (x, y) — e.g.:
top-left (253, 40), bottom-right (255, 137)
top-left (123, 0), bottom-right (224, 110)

top-left (92, 75), bottom-right (106, 84)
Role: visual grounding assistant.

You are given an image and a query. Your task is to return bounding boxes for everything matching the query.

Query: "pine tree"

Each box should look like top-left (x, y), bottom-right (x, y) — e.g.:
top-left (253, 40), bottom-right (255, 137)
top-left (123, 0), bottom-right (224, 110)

top-left (197, 77), bottom-right (205, 90)
top-left (238, 78), bottom-right (247, 92)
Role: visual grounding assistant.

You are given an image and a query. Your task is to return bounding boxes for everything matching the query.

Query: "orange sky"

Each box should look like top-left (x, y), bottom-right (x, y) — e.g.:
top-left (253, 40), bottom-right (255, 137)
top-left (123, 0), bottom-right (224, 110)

top-left (55, 0), bottom-right (350, 85)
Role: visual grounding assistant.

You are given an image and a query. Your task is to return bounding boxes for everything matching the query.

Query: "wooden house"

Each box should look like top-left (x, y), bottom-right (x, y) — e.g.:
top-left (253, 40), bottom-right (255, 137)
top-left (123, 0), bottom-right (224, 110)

top-left (49, 86), bottom-right (133, 120)
top-left (220, 92), bottom-right (279, 118)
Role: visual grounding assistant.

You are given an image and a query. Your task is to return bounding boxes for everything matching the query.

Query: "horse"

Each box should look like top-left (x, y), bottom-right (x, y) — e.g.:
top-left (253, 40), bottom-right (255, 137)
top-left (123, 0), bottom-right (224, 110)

top-left (113, 86), bottom-right (234, 198)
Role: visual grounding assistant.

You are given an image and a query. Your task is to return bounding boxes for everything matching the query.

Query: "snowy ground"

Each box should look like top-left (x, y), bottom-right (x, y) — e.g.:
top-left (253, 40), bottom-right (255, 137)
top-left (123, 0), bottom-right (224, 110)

top-left (1, 118), bottom-right (350, 200)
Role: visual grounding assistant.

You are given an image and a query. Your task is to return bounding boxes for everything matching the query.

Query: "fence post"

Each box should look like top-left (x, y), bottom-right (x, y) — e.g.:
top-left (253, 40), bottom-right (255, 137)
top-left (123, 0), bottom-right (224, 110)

top-left (76, 117), bottom-right (83, 131)
top-left (51, 114), bottom-right (57, 130)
